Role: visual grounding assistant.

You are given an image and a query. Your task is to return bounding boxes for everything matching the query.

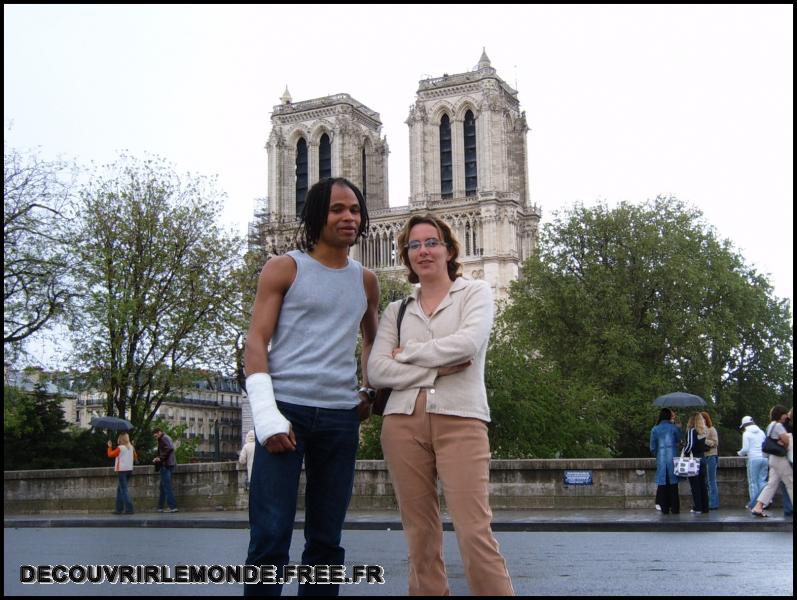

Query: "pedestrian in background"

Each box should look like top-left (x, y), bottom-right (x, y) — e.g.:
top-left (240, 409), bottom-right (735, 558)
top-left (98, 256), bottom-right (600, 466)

top-left (750, 405), bottom-right (792, 517)
top-left (107, 432), bottom-right (135, 515)
top-left (780, 408), bottom-right (793, 517)
top-left (737, 416), bottom-right (768, 510)
top-left (238, 429), bottom-right (256, 490)
top-left (684, 412), bottom-right (710, 514)
top-left (701, 411), bottom-right (720, 509)
top-left (650, 408), bottom-right (682, 514)
top-left (153, 427), bottom-right (178, 513)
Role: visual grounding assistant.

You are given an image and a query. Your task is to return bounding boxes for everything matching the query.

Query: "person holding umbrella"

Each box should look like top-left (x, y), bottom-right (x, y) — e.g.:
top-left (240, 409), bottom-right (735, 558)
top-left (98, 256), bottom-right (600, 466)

top-left (652, 393), bottom-right (710, 514)
top-left (107, 432), bottom-right (136, 514)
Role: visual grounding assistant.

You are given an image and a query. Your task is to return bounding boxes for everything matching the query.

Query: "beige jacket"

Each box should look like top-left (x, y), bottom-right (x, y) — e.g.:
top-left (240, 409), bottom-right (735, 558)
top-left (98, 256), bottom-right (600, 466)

top-left (368, 277), bottom-right (493, 422)
top-left (238, 430), bottom-right (256, 481)
top-left (704, 426), bottom-right (719, 457)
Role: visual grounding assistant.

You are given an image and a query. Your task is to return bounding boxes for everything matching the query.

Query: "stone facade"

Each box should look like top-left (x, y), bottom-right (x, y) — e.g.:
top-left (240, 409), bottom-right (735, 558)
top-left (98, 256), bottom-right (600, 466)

top-left (72, 375), bottom-right (243, 461)
top-left (250, 50), bottom-right (541, 300)
top-left (5, 368), bottom-right (244, 462)
top-left (263, 90), bottom-right (389, 221)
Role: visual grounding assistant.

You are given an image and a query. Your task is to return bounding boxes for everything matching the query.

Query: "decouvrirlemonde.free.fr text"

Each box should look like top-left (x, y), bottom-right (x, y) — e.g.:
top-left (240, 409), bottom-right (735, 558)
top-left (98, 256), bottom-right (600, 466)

top-left (20, 564), bottom-right (385, 585)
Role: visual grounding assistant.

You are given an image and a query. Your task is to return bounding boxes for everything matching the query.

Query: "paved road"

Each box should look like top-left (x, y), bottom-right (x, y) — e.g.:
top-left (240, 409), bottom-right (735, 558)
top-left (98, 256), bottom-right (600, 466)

top-left (4, 527), bottom-right (793, 595)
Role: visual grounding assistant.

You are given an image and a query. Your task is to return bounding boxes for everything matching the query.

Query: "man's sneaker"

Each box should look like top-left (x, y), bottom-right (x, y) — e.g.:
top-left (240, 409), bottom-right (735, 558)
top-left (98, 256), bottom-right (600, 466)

top-left (655, 504), bottom-right (662, 511)
top-left (157, 508), bottom-right (165, 513)
top-left (167, 508), bottom-right (179, 513)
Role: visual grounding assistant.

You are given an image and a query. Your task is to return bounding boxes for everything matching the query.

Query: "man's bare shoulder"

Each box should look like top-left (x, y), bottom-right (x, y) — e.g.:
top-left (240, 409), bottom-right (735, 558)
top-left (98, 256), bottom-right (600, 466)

top-left (362, 267), bottom-right (378, 285)
top-left (259, 254), bottom-right (297, 290)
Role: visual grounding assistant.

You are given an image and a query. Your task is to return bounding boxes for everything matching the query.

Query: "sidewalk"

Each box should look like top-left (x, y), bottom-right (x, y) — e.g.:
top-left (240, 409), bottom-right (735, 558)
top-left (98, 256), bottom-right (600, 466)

top-left (5, 508), bottom-right (792, 532)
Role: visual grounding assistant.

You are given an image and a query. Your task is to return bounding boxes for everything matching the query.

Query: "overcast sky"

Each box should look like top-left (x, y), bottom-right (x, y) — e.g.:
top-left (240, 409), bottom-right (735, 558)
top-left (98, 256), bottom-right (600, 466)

top-left (5, 4), bottom-right (793, 319)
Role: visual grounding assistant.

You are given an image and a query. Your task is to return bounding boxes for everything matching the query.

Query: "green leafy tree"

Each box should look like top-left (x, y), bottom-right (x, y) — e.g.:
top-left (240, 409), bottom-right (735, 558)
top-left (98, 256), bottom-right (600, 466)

top-left (4, 384), bottom-right (107, 470)
top-left (4, 144), bottom-right (76, 357)
top-left (502, 196), bottom-right (792, 456)
top-left (487, 318), bottom-right (615, 458)
top-left (135, 418), bottom-right (198, 465)
top-left (225, 247), bottom-right (272, 390)
top-left (67, 154), bottom-right (243, 436)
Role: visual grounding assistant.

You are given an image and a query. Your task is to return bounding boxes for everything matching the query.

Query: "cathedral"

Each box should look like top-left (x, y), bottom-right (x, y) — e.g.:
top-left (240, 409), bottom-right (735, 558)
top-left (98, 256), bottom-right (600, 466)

top-left (251, 49), bottom-right (541, 299)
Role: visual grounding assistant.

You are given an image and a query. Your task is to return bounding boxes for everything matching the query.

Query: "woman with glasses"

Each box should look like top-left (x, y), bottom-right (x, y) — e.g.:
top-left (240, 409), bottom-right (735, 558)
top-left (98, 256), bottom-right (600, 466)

top-left (368, 213), bottom-right (514, 596)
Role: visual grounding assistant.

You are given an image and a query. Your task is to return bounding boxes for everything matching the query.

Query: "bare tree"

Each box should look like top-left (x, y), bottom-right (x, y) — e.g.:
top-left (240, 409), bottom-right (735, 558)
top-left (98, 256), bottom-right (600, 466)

top-left (4, 144), bottom-right (76, 355)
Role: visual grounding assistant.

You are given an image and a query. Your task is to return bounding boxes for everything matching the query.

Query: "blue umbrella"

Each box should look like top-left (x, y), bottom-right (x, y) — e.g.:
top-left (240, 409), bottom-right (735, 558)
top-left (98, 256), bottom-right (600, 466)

top-left (90, 416), bottom-right (134, 431)
top-left (653, 392), bottom-right (706, 408)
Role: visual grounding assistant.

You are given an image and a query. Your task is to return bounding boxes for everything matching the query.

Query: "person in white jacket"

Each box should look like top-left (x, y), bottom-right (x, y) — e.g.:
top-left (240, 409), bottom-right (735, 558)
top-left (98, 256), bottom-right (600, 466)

top-left (238, 430), bottom-right (256, 488)
top-left (737, 416), bottom-right (768, 510)
top-left (106, 432), bottom-right (135, 514)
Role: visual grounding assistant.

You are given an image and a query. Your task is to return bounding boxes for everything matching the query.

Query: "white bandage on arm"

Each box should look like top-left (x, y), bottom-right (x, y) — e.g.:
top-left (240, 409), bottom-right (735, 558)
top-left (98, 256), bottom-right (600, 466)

top-left (246, 373), bottom-right (291, 446)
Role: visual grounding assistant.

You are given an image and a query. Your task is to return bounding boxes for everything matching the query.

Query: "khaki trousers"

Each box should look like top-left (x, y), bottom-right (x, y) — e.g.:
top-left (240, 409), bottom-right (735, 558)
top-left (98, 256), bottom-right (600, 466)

top-left (381, 393), bottom-right (514, 596)
top-left (757, 454), bottom-right (793, 506)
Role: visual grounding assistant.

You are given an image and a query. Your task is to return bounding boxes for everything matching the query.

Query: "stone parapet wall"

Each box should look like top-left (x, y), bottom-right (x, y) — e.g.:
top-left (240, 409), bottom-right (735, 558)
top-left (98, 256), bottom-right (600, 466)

top-left (4, 458), bottom-right (763, 514)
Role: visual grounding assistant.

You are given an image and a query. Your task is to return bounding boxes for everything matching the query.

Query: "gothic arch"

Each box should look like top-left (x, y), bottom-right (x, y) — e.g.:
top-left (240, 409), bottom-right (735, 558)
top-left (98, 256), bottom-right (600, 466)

top-left (309, 121), bottom-right (335, 145)
top-left (429, 102), bottom-right (455, 125)
top-left (454, 97), bottom-right (480, 121)
top-left (286, 126), bottom-right (310, 147)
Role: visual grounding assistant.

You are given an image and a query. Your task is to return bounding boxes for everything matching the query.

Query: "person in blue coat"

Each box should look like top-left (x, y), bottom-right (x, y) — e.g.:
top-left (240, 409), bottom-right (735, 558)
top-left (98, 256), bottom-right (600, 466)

top-left (650, 408), bottom-right (683, 514)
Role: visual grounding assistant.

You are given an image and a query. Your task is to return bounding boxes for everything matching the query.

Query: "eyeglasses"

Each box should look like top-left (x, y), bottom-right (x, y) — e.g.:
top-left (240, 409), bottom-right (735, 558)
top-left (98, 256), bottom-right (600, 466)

top-left (407, 238), bottom-right (446, 251)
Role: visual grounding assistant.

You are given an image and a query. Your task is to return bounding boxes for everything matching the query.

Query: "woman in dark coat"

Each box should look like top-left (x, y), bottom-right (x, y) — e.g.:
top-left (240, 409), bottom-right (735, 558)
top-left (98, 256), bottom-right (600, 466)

top-left (650, 408), bottom-right (682, 514)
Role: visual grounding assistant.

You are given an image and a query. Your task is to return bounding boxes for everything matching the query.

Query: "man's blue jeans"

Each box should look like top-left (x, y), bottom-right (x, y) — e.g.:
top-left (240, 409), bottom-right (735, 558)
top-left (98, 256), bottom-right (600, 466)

top-left (158, 465), bottom-right (177, 510)
top-left (244, 401), bottom-right (360, 597)
top-left (705, 455), bottom-right (719, 509)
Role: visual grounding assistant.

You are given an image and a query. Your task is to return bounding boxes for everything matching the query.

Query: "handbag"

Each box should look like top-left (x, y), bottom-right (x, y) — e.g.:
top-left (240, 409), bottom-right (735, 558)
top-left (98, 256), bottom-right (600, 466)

top-left (673, 450), bottom-right (701, 477)
top-left (372, 298), bottom-right (410, 416)
top-left (762, 434), bottom-right (787, 457)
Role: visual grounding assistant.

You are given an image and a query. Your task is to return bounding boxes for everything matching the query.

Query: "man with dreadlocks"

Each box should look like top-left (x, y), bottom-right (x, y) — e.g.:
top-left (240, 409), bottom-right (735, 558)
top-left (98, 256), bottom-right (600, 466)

top-left (243, 177), bottom-right (380, 596)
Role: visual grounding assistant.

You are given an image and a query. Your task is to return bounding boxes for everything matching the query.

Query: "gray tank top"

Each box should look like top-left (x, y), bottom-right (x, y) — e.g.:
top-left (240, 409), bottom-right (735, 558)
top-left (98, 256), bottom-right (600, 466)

top-left (269, 250), bottom-right (366, 409)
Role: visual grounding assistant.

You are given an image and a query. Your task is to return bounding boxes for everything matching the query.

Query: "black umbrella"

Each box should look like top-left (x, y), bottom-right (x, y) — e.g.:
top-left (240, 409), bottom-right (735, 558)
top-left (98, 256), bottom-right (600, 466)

top-left (90, 416), bottom-right (134, 431)
top-left (653, 392), bottom-right (707, 408)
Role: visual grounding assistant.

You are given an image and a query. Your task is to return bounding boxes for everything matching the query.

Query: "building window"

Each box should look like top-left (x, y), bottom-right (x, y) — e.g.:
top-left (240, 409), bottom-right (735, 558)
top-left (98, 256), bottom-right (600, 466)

top-left (361, 146), bottom-right (367, 201)
top-left (440, 115), bottom-right (452, 199)
top-left (319, 133), bottom-right (332, 180)
top-left (296, 138), bottom-right (308, 217)
top-left (464, 110), bottom-right (477, 197)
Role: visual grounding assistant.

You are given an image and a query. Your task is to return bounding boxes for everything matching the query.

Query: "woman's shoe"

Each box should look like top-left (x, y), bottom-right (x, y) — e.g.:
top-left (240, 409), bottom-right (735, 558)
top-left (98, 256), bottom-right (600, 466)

top-left (751, 510), bottom-right (769, 518)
